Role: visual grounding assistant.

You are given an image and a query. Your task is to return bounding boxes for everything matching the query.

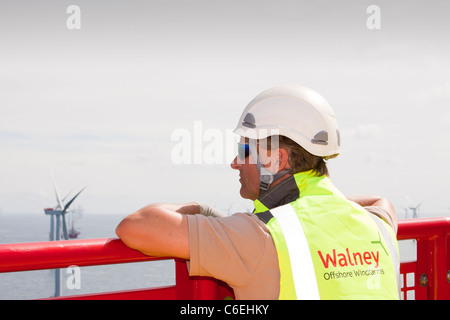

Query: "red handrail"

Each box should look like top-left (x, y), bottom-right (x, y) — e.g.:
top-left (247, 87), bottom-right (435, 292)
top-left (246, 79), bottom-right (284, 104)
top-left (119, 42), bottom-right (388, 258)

top-left (397, 217), bottom-right (450, 240)
top-left (0, 217), bottom-right (449, 300)
top-left (396, 217), bottom-right (450, 300)
top-left (0, 238), bottom-right (163, 273)
top-left (0, 237), bottom-right (234, 300)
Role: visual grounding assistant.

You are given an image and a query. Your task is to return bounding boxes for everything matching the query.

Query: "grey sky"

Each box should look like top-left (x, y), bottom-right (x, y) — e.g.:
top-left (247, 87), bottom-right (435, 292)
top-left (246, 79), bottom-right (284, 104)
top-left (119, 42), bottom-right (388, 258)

top-left (1, 0), bottom-right (449, 217)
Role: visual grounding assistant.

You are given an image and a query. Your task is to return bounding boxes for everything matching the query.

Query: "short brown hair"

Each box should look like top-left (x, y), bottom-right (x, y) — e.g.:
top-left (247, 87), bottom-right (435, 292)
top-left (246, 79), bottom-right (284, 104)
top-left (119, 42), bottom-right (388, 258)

top-left (266, 135), bottom-right (330, 176)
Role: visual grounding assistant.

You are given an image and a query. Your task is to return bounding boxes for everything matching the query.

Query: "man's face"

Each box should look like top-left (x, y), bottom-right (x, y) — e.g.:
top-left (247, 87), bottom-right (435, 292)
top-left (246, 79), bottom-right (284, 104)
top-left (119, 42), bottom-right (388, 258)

top-left (231, 136), bottom-right (288, 201)
top-left (230, 137), bottom-right (260, 200)
top-left (230, 137), bottom-right (280, 201)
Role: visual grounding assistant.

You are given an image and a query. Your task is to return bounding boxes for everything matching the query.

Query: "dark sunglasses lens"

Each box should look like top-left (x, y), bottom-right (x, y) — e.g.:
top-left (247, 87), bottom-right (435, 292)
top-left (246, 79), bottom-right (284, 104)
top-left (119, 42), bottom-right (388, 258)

top-left (238, 144), bottom-right (250, 160)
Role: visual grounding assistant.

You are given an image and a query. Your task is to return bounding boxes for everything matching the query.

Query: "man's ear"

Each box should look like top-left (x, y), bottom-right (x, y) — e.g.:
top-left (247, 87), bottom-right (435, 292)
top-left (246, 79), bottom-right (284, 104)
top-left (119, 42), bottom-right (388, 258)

top-left (277, 148), bottom-right (291, 172)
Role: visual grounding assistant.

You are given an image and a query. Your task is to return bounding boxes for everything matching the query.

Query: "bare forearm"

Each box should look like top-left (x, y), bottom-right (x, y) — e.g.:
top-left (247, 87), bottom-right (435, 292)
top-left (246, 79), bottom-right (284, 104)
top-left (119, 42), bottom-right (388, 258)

top-left (158, 202), bottom-right (200, 215)
top-left (115, 203), bottom-right (190, 259)
top-left (115, 201), bottom-right (226, 259)
top-left (348, 195), bottom-right (385, 207)
top-left (159, 202), bottom-right (227, 218)
top-left (347, 195), bottom-right (395, 216)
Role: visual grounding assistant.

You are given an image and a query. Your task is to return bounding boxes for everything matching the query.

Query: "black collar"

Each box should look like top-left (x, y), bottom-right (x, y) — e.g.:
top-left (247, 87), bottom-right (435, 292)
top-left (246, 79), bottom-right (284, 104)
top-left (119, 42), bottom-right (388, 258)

top-left (256, 175), bottom-right (300, 210)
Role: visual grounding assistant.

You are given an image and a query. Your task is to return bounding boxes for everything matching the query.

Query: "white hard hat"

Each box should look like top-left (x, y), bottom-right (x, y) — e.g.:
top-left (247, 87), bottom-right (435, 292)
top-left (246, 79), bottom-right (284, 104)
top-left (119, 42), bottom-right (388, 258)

top-left (234, 85), bottom-right (340, 157)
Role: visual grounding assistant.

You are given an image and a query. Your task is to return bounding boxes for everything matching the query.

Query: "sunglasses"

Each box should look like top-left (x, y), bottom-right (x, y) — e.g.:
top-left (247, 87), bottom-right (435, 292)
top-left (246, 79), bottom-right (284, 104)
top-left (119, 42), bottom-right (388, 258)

top-left (237, 143), bottom-right (250, 160)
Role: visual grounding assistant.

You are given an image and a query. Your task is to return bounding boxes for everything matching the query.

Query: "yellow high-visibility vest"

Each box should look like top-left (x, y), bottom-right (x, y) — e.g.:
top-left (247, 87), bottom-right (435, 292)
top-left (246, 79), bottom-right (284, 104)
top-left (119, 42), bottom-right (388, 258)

top-left (254, 171), bottom-right (400, 300)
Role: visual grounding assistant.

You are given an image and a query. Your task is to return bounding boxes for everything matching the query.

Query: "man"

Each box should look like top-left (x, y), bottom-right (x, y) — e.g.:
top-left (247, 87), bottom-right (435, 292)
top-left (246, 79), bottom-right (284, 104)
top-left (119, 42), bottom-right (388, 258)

top-left (116, 85), bottom-right (400, 299)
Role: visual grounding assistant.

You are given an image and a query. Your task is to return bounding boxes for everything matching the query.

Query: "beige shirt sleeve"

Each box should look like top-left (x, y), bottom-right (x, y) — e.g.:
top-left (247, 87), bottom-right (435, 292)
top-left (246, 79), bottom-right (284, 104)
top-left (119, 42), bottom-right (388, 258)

top-left (186, 212), bottom-right (280, 300)
top-left (365, 206), bottom-right (398, 234)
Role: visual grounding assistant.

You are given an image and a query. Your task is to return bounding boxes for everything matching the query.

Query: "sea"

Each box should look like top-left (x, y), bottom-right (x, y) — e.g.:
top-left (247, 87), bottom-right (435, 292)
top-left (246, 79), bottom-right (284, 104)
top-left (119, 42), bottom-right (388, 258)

top-left (0, 212), bottom-right (175, 300)
top-left (0, 211), bottom-right (447, 300)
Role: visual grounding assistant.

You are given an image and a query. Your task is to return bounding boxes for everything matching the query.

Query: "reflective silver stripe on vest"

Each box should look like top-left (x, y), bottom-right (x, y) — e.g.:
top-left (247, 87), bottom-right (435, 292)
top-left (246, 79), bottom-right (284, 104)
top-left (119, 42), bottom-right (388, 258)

top-left (270, 203), bottom-right (321, 300)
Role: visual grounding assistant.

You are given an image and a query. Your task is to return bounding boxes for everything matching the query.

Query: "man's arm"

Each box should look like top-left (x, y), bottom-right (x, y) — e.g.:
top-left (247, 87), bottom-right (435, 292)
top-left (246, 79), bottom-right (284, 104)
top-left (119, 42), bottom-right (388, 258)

top-left (115, 203), bottom-right (199, 259)
top-left (346, 195), bottom-right (395, 214)
top-left (347, 195), bottom-right (398, 232)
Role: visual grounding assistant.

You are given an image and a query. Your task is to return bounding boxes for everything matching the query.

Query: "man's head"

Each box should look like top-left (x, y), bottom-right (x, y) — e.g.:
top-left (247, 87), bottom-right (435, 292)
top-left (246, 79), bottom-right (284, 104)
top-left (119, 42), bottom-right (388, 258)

top-left (231, 85), bottom-right (340, 200)
top-left (230, 136), bottom-right (291, 200)
top-left (230, 135), bottom-right (329, 200)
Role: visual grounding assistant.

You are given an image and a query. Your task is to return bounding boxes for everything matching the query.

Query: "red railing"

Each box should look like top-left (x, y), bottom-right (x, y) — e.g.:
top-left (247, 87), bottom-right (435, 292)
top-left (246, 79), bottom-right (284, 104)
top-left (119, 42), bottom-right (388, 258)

top-left (0, 217), bottom-right (448, 300)
top-left (0, 237), bottom-right (234, 300)
top-left (397, 217), bottom-right (450, 300)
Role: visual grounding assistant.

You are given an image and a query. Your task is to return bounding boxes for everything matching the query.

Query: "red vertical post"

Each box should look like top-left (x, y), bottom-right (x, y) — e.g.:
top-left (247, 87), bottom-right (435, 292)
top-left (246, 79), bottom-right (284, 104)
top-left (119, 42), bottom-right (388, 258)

top-left (174, 259), bottom-right (234, 300)
top-left (192, 278), bottom-right (219, 300)
top-left (447, 234), bottom-right (450, 299)
top-left (431, 232), bottom-right (448, 299)
top-left (175, 259), bottom-right (194, 299)
top-left (415, 239), bottom-right (429, 300)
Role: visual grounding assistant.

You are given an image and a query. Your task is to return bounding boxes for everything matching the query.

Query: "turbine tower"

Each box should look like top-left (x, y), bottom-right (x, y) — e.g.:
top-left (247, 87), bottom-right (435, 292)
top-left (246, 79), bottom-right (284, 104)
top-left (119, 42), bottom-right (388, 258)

top-left (409, 202), bottom-right (423, 219)
top-left (404, 195), bottom-right (424, 219)
top-left (43, 175), bottom-right (86, 297)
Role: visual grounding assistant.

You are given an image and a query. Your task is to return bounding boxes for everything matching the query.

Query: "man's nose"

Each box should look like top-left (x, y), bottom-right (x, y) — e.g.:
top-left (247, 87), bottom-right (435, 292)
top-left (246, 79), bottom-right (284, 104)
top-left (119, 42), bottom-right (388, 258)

top-left (230, 156), bottom-right (242, 170)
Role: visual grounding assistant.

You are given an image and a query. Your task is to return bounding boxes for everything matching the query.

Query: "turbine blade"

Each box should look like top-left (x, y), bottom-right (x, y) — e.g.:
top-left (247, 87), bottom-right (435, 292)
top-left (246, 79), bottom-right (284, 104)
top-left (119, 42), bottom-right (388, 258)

top-left (62, 187), bottom-right (77, 204)
top-left (51, 171), bottom-right (64, 210)
top-left (405, 195), bottom-right (412, 206)
top-left (63, 186), bottom-right (87, 213)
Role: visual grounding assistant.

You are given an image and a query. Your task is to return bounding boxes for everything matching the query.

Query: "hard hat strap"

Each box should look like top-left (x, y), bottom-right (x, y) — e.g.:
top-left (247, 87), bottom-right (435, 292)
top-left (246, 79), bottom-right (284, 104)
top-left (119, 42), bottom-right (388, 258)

top-left (248, 139), bottom-right (291, 191)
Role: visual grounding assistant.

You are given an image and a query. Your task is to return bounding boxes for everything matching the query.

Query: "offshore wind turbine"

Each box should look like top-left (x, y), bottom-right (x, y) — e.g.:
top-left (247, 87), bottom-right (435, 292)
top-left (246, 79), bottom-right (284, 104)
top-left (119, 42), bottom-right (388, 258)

top-left (404, 195), bottom-right (423, 219)
top-left (44, 180), bottom-right (86, 241)
top-left (43, 175), bottom-right (86, 297)
top-left (409, 202), bottom-right (423, 219)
